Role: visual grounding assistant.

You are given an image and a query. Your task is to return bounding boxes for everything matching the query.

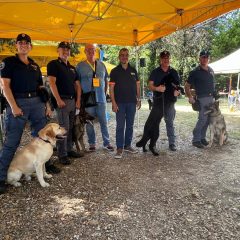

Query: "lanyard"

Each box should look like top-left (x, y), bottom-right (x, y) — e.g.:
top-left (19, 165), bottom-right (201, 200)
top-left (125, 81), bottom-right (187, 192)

top-left (86, 60), bottom-right (97, 78)
top-left (86, 60), bottom-right (95, 71)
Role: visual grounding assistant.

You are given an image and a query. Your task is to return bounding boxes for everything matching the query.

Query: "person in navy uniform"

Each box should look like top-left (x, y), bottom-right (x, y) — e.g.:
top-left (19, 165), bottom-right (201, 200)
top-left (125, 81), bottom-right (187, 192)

top-left (136, 51), bottom-right (181, 155)
top-left (47, 41), bottom-right (82, 165)
top-left (0, 33), bottom-right (56, 194)
top-left (185, 50), bottom-right (215, 148)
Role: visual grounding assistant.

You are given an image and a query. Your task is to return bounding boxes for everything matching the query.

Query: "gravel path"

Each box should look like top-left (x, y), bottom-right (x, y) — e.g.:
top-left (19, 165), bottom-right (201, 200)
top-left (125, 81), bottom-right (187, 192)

top-left (0, 101), bottom-right (240, 240)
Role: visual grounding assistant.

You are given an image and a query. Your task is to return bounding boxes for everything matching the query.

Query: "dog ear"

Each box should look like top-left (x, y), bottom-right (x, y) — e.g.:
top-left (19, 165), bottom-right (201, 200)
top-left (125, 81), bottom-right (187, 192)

top-left (38, 125), bottom-right (49, 140)
top-left (45, 126), bottom-right (55, 139)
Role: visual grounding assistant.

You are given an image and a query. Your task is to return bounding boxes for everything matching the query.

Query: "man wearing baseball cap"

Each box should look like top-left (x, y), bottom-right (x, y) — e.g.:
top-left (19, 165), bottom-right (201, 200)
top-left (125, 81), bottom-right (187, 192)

top-left (136, 50), bottom-right (181, 155)
top-left (47, 41), bottom-right (83, 165)
top-left (185, 50), bottom-right (215, 148)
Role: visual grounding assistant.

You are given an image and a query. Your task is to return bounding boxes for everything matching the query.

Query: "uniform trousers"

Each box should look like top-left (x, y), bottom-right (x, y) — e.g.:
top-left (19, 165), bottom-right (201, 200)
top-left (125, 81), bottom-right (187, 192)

top-left (0, 97), bottom-right (46, 181)
top-left (192, 96), bottom-right (213, 142)
top-left (56, 99), bottom-right (75, 157)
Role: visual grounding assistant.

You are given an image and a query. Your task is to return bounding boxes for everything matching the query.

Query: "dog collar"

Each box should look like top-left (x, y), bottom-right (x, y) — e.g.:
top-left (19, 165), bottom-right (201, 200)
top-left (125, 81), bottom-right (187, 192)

top-left (38, 137), bottom-right (51, 145)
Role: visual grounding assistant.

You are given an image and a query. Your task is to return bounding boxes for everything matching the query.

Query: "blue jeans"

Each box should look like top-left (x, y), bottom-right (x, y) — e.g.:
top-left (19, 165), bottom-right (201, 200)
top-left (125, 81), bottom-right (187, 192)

top-left (0, 97), bottom-right (46, 181)
top-left (115, 103), bottom-right (136, 149)
top-left (164, 102), bottom-right (176, 145)
top-left (193, 96), bottom-right (213, 142)
top-left (56, 99), bottom-right (75, 157)
top-left (85, 103), bottom-right (110, 146)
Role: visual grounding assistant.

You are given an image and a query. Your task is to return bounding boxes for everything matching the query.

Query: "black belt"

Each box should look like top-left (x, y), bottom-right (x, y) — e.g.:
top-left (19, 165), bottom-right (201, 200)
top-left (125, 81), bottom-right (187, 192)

top-left (60, 95), bottom-right (75, 99)
top-left (197, 93), bottom-right (213, 98)
top-left (14, 92), bottom-right (38, 98)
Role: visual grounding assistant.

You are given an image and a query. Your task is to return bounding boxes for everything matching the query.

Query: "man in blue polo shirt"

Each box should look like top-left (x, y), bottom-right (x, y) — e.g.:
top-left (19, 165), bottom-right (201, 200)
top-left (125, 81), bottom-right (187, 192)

top-left (185, 50), bottom-right (215, 148)
top-left (109, 48), bottom-right (141, 159)
top-left (47, 41), bottom-right (82, 165)
top-left (76, 44), bottom-right (114, 152)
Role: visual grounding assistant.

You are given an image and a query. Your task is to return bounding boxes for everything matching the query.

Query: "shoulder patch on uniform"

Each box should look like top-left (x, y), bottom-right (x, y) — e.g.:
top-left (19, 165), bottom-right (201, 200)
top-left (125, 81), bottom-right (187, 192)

top-left (0, 61), bottom-right (5, 70)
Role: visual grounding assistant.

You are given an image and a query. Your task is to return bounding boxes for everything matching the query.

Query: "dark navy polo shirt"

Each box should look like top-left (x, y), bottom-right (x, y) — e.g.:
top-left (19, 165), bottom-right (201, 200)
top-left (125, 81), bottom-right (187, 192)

top-left (149, 66), bottom-right (180, 102)
top-left (47, 58), bottom-right (79, 96)
top-left (187, 66), bottom-right (215, 97)
top-left (110, 64), bottom-right (139, 103)
top-left (1, 55), bottom-right (43, 93)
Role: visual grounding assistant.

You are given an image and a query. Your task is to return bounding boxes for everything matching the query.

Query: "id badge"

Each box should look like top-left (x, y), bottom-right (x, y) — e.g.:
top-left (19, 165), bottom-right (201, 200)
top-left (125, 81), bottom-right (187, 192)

top-left (93, 78), bottom-right (100, 87)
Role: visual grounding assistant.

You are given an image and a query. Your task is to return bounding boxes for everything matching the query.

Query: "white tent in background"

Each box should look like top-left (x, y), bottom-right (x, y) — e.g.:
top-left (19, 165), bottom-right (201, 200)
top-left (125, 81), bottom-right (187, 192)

top-left (209, 48), bottom-right (240, 92)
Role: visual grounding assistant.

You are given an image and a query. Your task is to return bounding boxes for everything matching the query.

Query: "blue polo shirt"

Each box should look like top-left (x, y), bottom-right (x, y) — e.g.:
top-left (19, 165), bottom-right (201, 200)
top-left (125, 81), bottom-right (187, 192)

top-left (76, 60), bottom-right (108, 103)
top-left (187, 65), bottom-right (215, 97)
top-left (1, 55), bottom-right (43, 93)
top-left (109, 64), bottom-right (139, 103)
top-left (149, 66), bottom-right (180, 102)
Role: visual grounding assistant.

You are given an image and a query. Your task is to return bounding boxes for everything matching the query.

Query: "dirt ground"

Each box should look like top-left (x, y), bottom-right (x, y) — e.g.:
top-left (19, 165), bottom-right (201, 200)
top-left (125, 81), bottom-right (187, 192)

top-left (0, 100), bottom-right (240, 240)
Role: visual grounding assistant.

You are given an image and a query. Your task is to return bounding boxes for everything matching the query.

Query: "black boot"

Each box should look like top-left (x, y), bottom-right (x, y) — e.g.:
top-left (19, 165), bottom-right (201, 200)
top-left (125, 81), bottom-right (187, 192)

top-left (0, 181), bottom-right (7, 194)
top-left (149, 145), bottom-right (159, 156)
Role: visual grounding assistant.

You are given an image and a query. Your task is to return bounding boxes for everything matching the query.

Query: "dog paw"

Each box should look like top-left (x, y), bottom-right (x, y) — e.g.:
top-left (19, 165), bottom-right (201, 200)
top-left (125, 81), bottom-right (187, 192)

top-left (44, 174), bottom-right (53, 179)
top-left (41, 182), bottom-right (50, 187)
top-left (13, 182), bottom-right (22, 187)
top-left (25, 175), bottom-right (32, 181)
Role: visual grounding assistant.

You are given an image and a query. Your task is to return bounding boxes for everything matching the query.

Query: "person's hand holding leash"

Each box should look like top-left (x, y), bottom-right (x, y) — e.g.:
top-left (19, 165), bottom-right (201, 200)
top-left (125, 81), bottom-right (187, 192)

top-left (12, 105), bottom-right (23, 117)
top-left (188, 97), bottom-right (195, 104)
top-left (155, 85), bottom-right (166, 92)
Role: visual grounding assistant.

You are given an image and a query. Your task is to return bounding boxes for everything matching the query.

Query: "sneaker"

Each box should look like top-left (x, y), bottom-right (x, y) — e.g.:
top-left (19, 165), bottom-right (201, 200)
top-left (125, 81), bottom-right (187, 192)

top-left (201, 139), bottom-right (209, 146)
top-left (114, 148), bottom-right (123, 159)
top-left (46, 164), bottom-right (61, 174)
top-left (0, 181), bottom-right (7, 194)
top-left (67, 150), bottom-right (84, 158)
top-left (59, 156), bottom-right (71, 165)
top-left (124, 146), bottom-right (138, 154)
top-left (89, 145), bottom-right (96, 152)
top-left (103, 144), bottom-right (114, 151)
top-left (169, 144), bottom-right (177, 151)
top-left (192, 141), bottom-right (204, 149)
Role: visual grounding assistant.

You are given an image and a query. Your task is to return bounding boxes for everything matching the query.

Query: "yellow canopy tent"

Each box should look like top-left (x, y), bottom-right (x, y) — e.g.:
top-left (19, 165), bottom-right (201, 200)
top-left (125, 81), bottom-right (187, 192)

top-left (0, 0), bottom-right (239, 46)
top-left (0, 44), bottom-right (115, 74)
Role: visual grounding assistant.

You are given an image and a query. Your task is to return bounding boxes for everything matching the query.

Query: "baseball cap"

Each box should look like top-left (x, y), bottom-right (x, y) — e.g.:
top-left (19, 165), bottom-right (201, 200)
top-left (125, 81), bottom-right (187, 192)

top-left (16, 33), bottom-right (31, 43)
top-left (199, 50), bottom-right (210, 57)
top-left (58, 41), bottom-right (71, 49)
top-left (160, 50), bottom-right (170, 58)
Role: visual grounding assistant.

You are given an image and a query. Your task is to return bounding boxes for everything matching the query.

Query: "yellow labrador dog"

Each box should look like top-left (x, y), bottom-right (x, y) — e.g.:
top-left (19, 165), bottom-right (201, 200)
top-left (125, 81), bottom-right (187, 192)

top-left (7, 123), bottom-right (66, 188)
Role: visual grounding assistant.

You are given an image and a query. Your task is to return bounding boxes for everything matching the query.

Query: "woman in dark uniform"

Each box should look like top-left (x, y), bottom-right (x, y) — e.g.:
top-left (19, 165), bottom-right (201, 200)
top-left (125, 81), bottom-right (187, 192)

top-left (0, 33), bottom-right (57, 194)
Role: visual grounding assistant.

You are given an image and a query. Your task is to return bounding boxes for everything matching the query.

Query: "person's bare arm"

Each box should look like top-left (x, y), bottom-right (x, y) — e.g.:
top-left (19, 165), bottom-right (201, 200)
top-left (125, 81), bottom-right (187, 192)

top-left (48, 76), bottom-right (66, 108)
top-left (75, 80), bottom-right (81, 109)
top-left (136, 80), bottom-right (141, 110)
top-left (184, 82), bottom-right (195, 104)
top-left (1, 77), bottom-right (23, 117)
top-left (109, 83), bottom-right (118, 112)
top-left (148, 81), bottom-right (166, 92)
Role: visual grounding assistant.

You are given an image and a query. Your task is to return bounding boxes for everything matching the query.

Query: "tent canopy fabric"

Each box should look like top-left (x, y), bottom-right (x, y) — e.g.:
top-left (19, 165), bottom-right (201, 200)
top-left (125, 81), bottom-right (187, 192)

top-left (0, 0), bottom-right (239, 46)
top-left (209, 48), bottom-right (240, 74)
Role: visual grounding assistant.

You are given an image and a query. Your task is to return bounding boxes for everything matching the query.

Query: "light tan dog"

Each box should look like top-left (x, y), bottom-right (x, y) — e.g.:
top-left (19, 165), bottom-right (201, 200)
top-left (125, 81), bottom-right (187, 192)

top-left (7, 123), bottom-right (66, 188)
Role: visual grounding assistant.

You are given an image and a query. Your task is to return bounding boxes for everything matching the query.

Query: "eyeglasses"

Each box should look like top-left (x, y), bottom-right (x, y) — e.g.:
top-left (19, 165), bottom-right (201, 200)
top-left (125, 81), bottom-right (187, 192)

top-left (17, 41), bottom-right (31, 46)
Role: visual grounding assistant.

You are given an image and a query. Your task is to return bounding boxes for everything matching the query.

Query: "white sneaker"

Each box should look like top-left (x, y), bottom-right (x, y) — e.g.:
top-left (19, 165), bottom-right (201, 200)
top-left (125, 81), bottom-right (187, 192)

top-left (114, 149), bottom-right (123, 159)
